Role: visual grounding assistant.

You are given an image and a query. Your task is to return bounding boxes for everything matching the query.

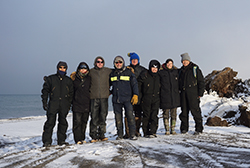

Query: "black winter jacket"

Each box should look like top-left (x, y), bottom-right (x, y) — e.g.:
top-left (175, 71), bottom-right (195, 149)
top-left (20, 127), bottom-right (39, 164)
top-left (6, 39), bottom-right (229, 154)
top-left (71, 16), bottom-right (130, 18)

top-left (41, 73), bottom-right (74, 111)
top-left (138, 70), bottom-right (160, 103)
top-left (71, 72), bottom-right (91, 113)
top-left (127, 63), bottom-right (146, 79)
top-left (110, 67), bottom-right (139, 103)
top-left (159, 64), bottom-right (180, 109)
top-left (179, 62), bottom-right (205, 97)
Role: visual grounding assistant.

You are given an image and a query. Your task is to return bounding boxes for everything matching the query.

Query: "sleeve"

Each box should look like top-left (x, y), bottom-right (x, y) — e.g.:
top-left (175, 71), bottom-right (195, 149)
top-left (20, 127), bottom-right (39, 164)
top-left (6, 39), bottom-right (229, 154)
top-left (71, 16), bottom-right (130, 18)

top-left (68, 79), bottom-right (74, 104)
top-left (130, 72), bottom-right (139, 96)
top-left (197, 67), bottom-right (205, 97)
top-left (137, 73), bottom-right (144, 103)
top-left (41, 76), bottom-right (51, 104)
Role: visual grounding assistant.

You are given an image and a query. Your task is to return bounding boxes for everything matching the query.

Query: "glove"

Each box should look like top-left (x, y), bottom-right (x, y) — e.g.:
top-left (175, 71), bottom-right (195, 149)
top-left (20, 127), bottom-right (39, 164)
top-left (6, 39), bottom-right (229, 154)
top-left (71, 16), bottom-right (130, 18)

top-left (131, 95), bottom-right (138, 105)
top-left (43, 103), bottom-right (48, 111)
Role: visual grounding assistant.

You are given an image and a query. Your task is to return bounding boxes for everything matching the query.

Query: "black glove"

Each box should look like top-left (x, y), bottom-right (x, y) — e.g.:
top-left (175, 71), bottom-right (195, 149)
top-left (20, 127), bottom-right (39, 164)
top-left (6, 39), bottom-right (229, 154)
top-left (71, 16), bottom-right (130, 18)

top-left (43, 103), bottom-right (48, 111)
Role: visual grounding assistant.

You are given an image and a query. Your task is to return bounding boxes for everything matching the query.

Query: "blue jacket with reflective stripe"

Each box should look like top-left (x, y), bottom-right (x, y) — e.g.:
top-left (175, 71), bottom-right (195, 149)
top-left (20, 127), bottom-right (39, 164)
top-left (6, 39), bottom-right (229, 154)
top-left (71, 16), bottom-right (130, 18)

top-left (110, 67), bottom-right (138, 103)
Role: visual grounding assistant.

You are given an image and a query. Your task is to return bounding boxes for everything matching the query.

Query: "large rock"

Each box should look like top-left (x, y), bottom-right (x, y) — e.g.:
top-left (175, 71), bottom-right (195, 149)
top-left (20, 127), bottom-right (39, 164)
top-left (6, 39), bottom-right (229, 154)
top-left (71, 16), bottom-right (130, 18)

top-left (237, 105), bottom-right (250, 127)
top-left (205, 67), bottom-right (240, 97)
top-left (205, 116), bottom-right (229, 126)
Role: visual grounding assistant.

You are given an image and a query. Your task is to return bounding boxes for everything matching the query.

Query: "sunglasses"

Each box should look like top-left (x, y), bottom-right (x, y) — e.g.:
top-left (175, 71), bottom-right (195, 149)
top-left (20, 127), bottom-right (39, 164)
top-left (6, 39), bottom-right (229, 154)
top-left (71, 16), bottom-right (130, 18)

top-left (96, 61), bottom-right (104, 63)
top-left (115, 61), bottom-right (123, 64)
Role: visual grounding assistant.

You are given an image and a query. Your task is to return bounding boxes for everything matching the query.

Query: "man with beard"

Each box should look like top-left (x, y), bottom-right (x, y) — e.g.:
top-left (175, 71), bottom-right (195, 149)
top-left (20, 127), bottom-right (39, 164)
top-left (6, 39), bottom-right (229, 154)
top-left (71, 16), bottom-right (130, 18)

top-left (110, 56), bottom-right (138, 140)
top-left (89, 56), bottom-right (112, 143)
top-left (178, 53), bottom-right (205, 135)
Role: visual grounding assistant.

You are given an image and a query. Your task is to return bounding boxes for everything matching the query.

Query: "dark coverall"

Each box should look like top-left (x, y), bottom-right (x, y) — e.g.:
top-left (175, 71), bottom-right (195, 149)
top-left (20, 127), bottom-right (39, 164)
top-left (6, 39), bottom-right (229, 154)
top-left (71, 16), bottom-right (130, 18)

top-left (179, 62), bottom-right (205, 133)
top-left (41, 73), bottom-right (73, 144)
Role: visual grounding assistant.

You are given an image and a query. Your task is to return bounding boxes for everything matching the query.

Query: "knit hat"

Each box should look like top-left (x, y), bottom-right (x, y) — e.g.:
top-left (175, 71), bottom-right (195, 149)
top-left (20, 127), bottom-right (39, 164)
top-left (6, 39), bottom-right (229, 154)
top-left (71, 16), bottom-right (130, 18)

top-left (180, 53), bottom-right (191, 62)
top-left (128, 52), bottom-right (140, 64)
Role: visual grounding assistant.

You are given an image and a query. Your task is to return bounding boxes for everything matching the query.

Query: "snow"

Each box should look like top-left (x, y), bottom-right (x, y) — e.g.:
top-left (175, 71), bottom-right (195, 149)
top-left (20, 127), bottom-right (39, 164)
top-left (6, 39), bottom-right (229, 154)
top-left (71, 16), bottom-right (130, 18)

top-left (1, 92), bottom-right (250, 167)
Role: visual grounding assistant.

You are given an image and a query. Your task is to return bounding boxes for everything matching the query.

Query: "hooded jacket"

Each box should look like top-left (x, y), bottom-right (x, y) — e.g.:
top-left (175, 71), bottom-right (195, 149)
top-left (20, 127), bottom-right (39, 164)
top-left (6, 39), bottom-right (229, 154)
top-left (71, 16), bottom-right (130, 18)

top-left (41, 61), bottom-right (74, 111)
top-left (138, 60), bottom-right (161, 103)
top-left (110, 56), bottom-right (139, 103)
top-left (71, 62), bottom-right (91, 113)
top-left (159, 63), bottom-right (180, 109)
top-left (89, 56), bottom-right (112, 99)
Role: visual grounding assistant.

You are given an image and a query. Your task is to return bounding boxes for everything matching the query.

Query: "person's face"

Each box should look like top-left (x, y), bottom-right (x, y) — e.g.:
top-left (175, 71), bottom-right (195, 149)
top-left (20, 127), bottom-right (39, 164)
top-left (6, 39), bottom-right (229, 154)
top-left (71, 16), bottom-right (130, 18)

top-left (59, 66), bottom-right (66, 72)
top-left (182, 60), bottom-right (190, 67)
top-left (115, 61), bottom-right (123, 69)
top-left (80, 68), bottom-right (87, 74)
top-left (96, 58), bottom-right (104, 68)
top-left (131, 59), bottom-right (138, 66)
top-left (166, 61), bottom-right (173, 69)
top-left (151, 67), bottom-right (158, 73)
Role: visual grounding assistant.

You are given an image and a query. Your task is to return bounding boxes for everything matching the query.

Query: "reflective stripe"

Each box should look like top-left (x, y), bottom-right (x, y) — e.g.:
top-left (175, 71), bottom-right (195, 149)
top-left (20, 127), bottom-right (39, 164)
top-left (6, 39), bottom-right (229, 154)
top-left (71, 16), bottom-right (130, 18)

top-left (120, 76), bottom-right (130, 81)
top-left (111, 76), bottom-right (118, 81)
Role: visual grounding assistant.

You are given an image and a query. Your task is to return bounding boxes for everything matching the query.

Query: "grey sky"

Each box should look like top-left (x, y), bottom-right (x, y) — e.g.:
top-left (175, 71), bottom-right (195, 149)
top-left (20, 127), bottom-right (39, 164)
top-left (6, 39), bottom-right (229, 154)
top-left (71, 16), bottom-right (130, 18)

top-left (1, 0), bottom-right (250, 94)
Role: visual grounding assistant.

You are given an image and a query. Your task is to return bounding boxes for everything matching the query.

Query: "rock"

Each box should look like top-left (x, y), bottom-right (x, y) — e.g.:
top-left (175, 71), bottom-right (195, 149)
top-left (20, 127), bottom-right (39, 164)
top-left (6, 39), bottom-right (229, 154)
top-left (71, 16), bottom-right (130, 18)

top-left (205, 67), bottom-right (240, 97)
top-left (205, 116), bottom-right (229, 126)
top-left (237, 105), bottom-right (250, 128)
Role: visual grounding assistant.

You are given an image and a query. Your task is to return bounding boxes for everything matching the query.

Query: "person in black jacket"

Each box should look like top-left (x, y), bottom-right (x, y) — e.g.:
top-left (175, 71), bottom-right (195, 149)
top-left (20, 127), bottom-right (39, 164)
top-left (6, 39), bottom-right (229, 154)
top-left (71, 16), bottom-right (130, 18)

top-left (110, 56), bottom-right (139, 140)
top-left (179, 53), bottom-right (205, 135)
top-left (70, 62), bottom-right (91, 144)
top-left (138, 60), bottom-right (161, 138)
top-left (123, 52), bottom-right (146, 138)
top-left (41, 61), bottom-right (74, 147)
top-left (159, 59), bottom-right (180, 135)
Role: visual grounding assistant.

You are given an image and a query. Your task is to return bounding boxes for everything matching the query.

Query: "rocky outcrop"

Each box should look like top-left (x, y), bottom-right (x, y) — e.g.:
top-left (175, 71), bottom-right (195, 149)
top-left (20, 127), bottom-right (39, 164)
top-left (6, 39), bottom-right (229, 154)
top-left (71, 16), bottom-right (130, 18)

top-left (204, 67), bottom-right (250, 127)
top-left (204, 67), bottom-right (240, 97)
top-left (205, 116), bottom-right (229, 127)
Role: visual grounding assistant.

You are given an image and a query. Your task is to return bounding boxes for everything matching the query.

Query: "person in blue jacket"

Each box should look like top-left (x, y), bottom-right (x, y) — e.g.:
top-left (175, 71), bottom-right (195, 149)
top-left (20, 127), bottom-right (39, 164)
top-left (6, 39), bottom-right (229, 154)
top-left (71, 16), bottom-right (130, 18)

top-left (109, 55), bottom-right (139, 140)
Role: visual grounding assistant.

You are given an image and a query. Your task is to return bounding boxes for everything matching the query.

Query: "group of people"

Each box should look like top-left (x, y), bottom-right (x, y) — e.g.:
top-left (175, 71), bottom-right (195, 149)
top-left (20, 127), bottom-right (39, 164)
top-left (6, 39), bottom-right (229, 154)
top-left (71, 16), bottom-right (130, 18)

top-left (41, 52), bottom-right (205, 147)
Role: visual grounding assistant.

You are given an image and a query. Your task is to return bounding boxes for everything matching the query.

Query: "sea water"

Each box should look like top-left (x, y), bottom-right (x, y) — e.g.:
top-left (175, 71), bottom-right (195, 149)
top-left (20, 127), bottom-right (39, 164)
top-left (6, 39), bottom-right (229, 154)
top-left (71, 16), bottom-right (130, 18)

top-left (0, 94), bottom-right (113, 119)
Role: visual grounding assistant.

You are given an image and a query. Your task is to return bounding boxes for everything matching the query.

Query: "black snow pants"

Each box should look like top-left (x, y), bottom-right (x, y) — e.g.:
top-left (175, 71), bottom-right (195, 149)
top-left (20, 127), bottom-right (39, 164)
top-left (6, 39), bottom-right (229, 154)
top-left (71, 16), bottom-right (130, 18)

top-left (179, 91), bottom-right (203, 133)
top-left (72, 112), bottom-right (89, 143)
top-left (89, 98), bottom-right (109, 140)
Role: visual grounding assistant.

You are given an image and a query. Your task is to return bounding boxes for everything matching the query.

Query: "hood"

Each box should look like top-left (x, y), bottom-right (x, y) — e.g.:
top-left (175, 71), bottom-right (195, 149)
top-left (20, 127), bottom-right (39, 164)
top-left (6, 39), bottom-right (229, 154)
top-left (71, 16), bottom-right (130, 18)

top-left (57, 61), bottom-right (68, 75)
top-left (94, 56), bottom-right (105, 67)
top-left (77, 62), bottom-right (89, 71)
top-left (113, 55), bottom-right (125, 70)
top-left (148, 60), bottom-right (160, 71)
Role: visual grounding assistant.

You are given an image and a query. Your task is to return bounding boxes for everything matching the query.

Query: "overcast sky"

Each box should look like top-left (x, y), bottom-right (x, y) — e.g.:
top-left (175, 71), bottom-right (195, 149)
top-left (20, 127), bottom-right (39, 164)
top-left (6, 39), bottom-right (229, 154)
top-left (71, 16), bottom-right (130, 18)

top-left (1, 0), bottom-right (250, 94)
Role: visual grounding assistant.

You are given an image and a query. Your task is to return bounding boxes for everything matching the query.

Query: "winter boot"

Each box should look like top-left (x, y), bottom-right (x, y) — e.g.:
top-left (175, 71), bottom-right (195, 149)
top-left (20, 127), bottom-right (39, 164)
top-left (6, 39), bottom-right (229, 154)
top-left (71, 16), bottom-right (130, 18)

top-left (135, 117), bottom-right (141, 137)
top-left (123, 117), bottom-right (130, 139)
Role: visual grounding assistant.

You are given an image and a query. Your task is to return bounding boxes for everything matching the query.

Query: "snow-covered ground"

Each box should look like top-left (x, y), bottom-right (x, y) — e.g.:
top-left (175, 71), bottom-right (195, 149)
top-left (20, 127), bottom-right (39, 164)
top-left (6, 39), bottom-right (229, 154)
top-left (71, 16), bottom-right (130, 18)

top-left (1, 92), bottom-right (250, 167)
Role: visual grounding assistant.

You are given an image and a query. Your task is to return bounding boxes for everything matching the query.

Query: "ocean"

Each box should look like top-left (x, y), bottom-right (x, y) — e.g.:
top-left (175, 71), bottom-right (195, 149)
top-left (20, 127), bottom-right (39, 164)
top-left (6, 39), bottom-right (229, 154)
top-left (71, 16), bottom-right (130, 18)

top-left (0, 94), bottom-right (113, 119)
